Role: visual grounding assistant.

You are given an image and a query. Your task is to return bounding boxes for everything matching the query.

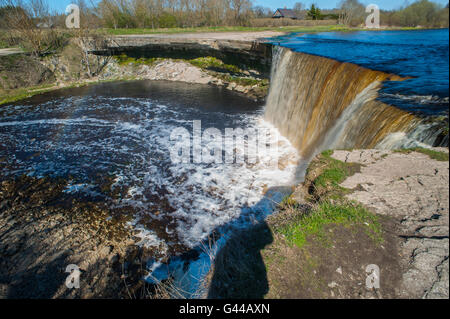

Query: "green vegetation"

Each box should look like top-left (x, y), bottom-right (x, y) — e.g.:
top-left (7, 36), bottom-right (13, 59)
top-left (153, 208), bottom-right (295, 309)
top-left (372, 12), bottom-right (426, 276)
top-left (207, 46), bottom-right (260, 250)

top-left (307, 4), bottom-right (322, 21)
top-left (114, 54), bottom-right (160, 66)
top-left (0, 38), bottom-right (8, 49)
top-left (0, 78), bottom-right (139, 106)
top-left (394, 147), bottom-right (449, 161)
top-left (106, 25), bottom-right (356, 36)
top-left (218, 74), bottom-right (269, 87)
top-left (306, 149), bottom-right (361, 200)
top-left (277, 201), bottom-right (382, 248)
top-left (274, 150), bottom-right (382, 249)
top-left (189, 56), bottom-right (241, 74)
top-left (188, 56), bottom-right (269, 88)
top-left (0, 84), bottom-right (56, 105)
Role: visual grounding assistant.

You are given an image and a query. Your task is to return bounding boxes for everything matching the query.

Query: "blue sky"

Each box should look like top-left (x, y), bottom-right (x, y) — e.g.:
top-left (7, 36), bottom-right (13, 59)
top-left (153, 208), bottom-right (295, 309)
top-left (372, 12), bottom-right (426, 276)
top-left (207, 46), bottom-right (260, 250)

top-left (47, 0), bottom-right (449, 13)
top-left (254, 0), bottom-right (448, 10)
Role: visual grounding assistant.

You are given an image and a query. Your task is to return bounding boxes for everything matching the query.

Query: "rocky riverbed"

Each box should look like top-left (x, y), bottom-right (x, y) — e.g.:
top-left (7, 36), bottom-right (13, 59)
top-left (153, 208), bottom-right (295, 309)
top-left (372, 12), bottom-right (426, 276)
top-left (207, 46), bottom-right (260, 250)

top-left (0, 175), bottom-right (155, 298)
top-left (0, 148), bottom-right (448, 299)
top-left (1, 36), bottom-right (271, 106)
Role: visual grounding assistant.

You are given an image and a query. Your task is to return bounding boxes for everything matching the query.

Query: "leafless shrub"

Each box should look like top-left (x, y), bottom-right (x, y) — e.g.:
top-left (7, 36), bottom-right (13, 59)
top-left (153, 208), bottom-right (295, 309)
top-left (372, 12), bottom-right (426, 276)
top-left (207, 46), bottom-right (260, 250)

top-left (0, 0), bottom-right (68, 56)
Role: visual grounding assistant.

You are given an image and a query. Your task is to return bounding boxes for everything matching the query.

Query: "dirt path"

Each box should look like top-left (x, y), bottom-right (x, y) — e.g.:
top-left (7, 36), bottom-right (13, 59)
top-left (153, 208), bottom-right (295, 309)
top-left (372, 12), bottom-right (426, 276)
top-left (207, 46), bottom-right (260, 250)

top-left (0, 48), bottom-right (23, 57)
top-left (115, 31), bottom-right (284, 41)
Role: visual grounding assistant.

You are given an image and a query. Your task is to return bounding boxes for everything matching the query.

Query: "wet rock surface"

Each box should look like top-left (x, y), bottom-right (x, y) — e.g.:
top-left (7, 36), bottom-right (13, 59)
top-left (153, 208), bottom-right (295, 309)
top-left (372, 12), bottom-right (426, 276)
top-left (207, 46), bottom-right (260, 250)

top-left (0, 175), bottom-right (153, 299)
top-left (99, 58), bottom-right (268, 101)
top-left (332, 148), bottom-right (449, 298)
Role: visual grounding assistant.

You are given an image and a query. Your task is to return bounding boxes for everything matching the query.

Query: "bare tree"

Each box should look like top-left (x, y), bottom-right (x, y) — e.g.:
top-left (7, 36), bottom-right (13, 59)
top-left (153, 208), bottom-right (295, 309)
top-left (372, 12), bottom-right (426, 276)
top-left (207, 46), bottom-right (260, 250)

top-left (72, 0), bottom-right (114, 77)
top-left (229, 0), bottom-right (252, 25)
top-left (293, 2), bottom-right (304, 12)
top-left (338, 0), bottom-right (365, 26)
top-left (0, 0), bottom-right (65, 56)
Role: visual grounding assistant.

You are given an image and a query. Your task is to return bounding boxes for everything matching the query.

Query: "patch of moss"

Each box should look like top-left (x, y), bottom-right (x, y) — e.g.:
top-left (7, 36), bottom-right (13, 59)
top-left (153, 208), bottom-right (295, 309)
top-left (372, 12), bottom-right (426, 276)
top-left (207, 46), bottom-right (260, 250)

top-left (0, 84), bottom-right (56, 105)
top-left (394, 147), bottom-right (449, 162)
top-left (189, 56), bottom-right (242, 74)
top-left (114, 54), bottom-right (160, 66)
top-left (306, 150), bottom-right (361, 201)
top-left (273, 150), bottom-right (382, 250)
top-left (220, 74), bottom-right (268, 87)
top-left (276, 201), bottom-right (383, 249)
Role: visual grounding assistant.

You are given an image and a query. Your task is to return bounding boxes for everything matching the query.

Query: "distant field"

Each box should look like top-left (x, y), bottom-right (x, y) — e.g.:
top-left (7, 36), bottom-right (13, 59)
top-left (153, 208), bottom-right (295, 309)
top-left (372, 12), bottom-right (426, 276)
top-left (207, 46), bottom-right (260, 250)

top-left (105, 24), bottom-right (353, 35)
top-left (105, 24), bottom-right (427, 36)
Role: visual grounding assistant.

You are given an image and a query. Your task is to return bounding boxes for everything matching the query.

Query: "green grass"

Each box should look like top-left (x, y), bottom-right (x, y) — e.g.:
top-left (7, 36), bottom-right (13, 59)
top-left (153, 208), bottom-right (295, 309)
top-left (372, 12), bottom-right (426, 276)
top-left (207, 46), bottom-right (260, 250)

top-left (105, 25), bottom-right (353, 35)
top-left (0, 84), bottom-right (56, 105)
top-left (104, 25), bottom-right (428, 36)
top-left (189, 56), bottom-right (241, 74)
top-left (0, 40), bottom-right (8, 49)
top-left (0, 78), bottom-right (140, 106)
top-left (277, 201), bottom-right (383, 249)
top-left (114, 54), bottom-right (160, 66)
top-left (275, 150), bottom-right (382, 249)
top-left (215, 74), bottom-right (268, 87)
top-left (394, 147), bottom-right (449, 162)
top-left (188, 57), bottom-right (269, 87)
top-left (308, 150), bottom-right (360, 200)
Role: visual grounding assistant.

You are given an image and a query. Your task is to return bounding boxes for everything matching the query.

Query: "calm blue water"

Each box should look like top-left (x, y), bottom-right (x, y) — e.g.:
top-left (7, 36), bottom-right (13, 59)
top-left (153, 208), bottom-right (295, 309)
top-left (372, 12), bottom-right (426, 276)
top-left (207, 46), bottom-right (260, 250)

top-left (271, 29), bottom-right (449, 116)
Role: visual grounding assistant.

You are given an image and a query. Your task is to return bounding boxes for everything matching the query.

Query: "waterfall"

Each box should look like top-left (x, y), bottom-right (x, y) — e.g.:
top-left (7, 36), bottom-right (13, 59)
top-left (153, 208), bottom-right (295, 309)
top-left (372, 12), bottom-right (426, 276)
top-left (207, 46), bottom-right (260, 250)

top-left (264, 46), bottom-right (448, 158)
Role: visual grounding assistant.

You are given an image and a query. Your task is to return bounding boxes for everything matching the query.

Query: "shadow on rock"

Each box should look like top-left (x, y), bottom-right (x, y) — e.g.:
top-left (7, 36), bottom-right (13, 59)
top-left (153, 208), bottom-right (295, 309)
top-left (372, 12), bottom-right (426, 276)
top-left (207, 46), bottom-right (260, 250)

top-left (207, 221), bottom-right (273, 299)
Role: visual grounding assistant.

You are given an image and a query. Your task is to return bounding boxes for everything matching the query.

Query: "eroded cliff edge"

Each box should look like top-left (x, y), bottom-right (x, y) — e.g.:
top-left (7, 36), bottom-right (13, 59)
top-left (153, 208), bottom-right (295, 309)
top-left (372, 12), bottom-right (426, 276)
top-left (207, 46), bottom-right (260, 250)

top-left (208, 148), bottom-right (449, 299)
top-left (1, 33), bottom-right (277, 105)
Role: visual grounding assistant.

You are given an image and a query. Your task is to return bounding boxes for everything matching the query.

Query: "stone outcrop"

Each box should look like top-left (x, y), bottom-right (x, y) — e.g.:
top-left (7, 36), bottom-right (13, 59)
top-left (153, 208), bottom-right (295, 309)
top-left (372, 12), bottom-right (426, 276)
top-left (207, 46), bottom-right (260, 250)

top-left (92, 33), bottom-right (276, 76)
top-left (332, 148), bottom-right (449, 299)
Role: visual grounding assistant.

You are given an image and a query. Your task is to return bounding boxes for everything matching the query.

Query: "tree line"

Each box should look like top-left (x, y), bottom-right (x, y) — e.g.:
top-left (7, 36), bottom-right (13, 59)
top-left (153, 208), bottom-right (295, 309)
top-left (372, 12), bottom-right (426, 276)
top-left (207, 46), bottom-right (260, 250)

top-left (1, 0), bottom-right (448, 31)
top-left (338, 0), bottom-right (448, 27)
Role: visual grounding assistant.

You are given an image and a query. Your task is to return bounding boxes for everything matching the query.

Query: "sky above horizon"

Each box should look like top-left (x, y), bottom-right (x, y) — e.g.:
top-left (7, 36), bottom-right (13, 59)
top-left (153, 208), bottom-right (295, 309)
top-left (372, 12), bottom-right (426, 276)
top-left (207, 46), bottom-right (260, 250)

top-left (46, 0), bottom-right (449, 13)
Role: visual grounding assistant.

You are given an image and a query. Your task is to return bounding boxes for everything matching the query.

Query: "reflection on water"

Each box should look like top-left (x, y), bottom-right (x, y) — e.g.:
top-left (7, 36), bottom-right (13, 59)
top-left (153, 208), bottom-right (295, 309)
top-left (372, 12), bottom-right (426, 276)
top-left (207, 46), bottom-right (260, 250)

top-left (0, 80), bottom-right (299, 259)
top-left (271, 29), bottom-right (449, 115)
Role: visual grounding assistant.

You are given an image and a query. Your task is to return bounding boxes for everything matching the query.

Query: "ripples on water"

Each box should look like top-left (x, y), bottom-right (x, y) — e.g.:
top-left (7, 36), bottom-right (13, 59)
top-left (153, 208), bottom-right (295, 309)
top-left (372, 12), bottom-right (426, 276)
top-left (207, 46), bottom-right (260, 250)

top-left (271, 29), bottom-right (449, 115)
top-left (0, 81), bottom-right (299, 259)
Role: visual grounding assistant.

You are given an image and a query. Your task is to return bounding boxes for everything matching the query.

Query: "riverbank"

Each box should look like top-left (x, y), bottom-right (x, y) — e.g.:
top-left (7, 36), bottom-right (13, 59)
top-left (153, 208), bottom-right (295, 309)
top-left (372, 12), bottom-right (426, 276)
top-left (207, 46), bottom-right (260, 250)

top-left (1, 30), bottom-right (448, 299)
top-left (0, 175), bottom-right (143, 298)
top-left (104, 25), bottom-right (434, 36)
top-left (2, 27), bottom-right (445, 107)
top-left (206, 148), bottom-right (449, 299)
top-left (2, 148), bottom-right (447, 298)
top-left (0, 37), bottom-right (271, 106)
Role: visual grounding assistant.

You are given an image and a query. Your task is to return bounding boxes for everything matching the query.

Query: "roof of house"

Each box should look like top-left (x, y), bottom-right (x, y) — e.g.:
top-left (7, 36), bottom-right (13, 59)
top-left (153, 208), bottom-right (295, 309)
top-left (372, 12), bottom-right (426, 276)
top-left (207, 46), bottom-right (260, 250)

top-left (273, 8), bottom-right (298, 19)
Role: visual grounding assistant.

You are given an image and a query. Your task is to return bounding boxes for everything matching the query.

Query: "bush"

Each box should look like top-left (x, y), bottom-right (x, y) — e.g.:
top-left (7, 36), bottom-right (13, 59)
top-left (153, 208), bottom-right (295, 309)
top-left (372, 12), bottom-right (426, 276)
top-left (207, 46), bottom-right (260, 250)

top-left (158, 13), bottom-right (177, 28)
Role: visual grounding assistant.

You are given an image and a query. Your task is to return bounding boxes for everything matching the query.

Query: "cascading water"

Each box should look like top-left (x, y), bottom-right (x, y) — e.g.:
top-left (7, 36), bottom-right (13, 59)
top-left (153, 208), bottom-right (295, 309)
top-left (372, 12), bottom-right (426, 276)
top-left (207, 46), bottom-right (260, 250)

top-left (264, 46), bottom-right (448, 158)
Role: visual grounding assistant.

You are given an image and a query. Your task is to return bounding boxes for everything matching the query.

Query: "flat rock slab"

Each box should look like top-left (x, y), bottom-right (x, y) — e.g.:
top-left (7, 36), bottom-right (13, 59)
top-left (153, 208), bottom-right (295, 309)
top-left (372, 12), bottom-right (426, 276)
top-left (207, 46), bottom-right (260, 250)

top-left (332, 149), bottom-right (449, 298)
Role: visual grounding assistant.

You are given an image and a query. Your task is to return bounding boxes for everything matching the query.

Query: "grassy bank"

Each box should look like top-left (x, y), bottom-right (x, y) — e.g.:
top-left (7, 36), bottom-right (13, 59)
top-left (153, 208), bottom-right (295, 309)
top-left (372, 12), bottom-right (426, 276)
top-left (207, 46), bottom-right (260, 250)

top-left (394, 147), bottom-right (449, 161)
top-left (105, 25), bottom-right (426, 36)
top-left (273, 150), bottom-right (383, 249)
top-left (0, 78), bottom-right (144, 106)
top-left (0, 84), bottom-right (56, 105)
top-left (207, 150), bottom-right (393, 299)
